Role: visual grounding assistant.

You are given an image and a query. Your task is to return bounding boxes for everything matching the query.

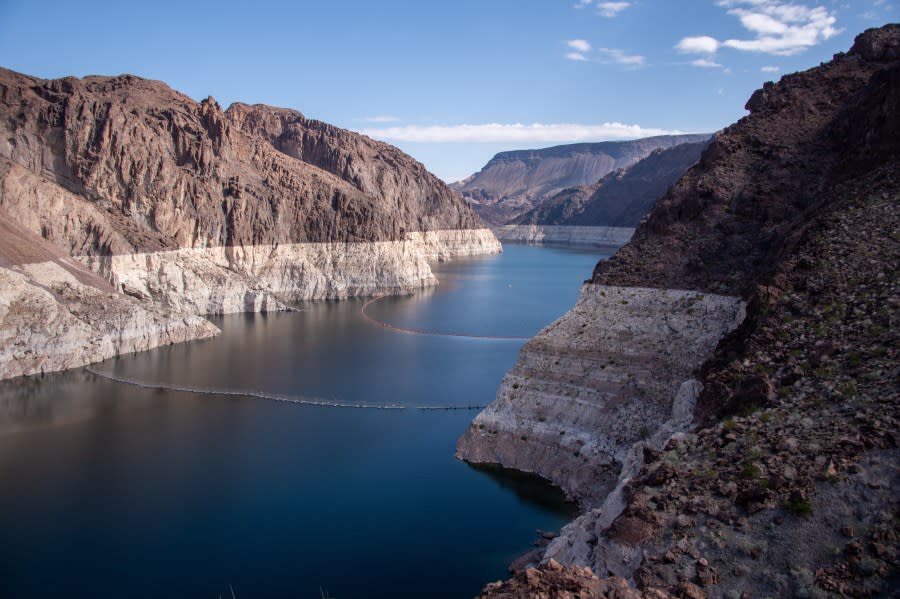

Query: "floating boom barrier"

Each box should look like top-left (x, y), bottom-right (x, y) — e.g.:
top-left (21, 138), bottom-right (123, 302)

top-left (86, 367), bottom-right (486, 411)
top-left (360, 295), bottom-right (530, 341)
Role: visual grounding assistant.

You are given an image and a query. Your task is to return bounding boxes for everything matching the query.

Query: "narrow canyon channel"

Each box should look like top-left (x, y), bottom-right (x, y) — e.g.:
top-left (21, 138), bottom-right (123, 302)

top-left (0, 243), bottom-right (615, 598)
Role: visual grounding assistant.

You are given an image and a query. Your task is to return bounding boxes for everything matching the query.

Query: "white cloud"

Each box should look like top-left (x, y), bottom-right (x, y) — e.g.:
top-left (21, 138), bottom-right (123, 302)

top-left (676, 35), bottom-right (721, 54)
top-left (563, 40), bottom-right (643, 67)
top-left (736, 11), bottom-right (789, 35)
top-left (597, 2), bottom-right (631, 17)
top-left (688, 1), bottom-right (842, 56)
top-left (597, 47), bottom-right (646, 66)
top-left (573, 0), bottom-right (631, 16)
top-left (760, 65), bottom-right (780, 72)
top-left (691, 58), bottom-right (724, 68)
top-left (567, 39), bottom-right (592, 52)
top-left (357, 122), bottom-right (687, 144)
top-left (363, 115), bottom-right (400, 123)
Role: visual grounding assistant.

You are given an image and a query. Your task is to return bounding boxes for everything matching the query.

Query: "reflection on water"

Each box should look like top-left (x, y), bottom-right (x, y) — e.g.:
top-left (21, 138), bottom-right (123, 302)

top-left (0, 244), bottom-right (610, 599)
top-left (0, 370), bottom-right (116, 435)
top-left (468, 462), bottom-right (579, 518)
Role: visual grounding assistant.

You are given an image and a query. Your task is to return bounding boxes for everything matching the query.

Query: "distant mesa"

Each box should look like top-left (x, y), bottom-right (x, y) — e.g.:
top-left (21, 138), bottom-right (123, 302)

top-left (512, 139), bottom-right (711, 228)
top-left (451, 134), bottom-right (711, 225)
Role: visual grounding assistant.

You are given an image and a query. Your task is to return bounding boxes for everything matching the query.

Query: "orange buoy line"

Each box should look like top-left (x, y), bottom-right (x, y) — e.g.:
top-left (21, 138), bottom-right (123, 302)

top-left (85, 367), bottom-right (486, 411)
top-left (360, 295), bottom-right (530, 341)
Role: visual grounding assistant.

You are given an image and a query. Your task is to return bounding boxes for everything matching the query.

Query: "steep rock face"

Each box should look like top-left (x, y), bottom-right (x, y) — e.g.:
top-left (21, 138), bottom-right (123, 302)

top-left (0, 67), bottom-right (491, 252)
top-left (0, 211), bottom-right (218, 379)
top-left (513, 140), bottom-right (710, 228)
top-left (0, 66), bottom-right (500, 295)
top-left (458, 285), bottom-right (745, 504)
top-left (452, 134), bottom-right (710, 225)
top-left (472, 24), bottom-right (900, 598)
top-left (593, 26), bottom-right (900, 296)
top-left (0, 66), bottom-right (499, 378)
top-left (226, 103), bottom-right (481, 234)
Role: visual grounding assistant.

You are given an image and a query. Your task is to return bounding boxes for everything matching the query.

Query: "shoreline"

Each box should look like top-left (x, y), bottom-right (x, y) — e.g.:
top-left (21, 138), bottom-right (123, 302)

top-left (0, 229), bottom-right (501, 381)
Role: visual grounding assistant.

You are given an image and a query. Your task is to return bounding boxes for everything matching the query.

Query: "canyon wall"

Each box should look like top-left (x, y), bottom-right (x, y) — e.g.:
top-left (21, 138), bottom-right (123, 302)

top-left (492, 225), bottom-right (634, 247)
top-left (472, 25), bottom-right (899, 598)
top-left (0, 67), bottom-right (499, 379)
top-left (458, 285), bottom-right (745, 504)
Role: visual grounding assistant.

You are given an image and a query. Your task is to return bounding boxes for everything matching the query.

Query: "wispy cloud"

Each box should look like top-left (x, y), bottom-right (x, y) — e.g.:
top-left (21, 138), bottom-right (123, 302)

top-left (760, 65), bottom-right (780, 73)
top-left (574, 0), bottom-right (632, 17)
top-left (597, 47), bottom-right (646, 67)
top-left (676, 1), bottom-right (840, 57)
top-left (691, 58), bottom-right (724, 68)
top-left (565, 39), bottom-right (591, 61)
top-left (564, 40), bottom-right (643, 66)
top-left (358, 122), bottom-right (687, 144)
top-left (597, 2), bottom-right (631, 17)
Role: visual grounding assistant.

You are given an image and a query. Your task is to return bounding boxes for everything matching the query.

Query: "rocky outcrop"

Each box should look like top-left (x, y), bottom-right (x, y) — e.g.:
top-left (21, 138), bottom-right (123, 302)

top-left (408, 228), bottom-right (503, 261)
top-left (593, 25), bottom-right (900, 297)
top-left (0, 68), bottom-right (487, 249)
top-left (74, 229), bottom-right (500, 314)
top-left (492, 225), bottom-right (634, 247)
top-left (0, 212), bottom-right (218, 379)
top-left (513, 140), bottom-right (710, 228)
top-left (457, 285), bottom-right (745, 503)
top-left (0, 67), bottom-right (499, 379)
top-left (478, 558), bottom-right (684, 599)
top-left (452, 135), bottom-right (710, 225)
top-left (471, 24), bottom-right (899, 598)
top-left (0, 261), bottom-right (219, 380)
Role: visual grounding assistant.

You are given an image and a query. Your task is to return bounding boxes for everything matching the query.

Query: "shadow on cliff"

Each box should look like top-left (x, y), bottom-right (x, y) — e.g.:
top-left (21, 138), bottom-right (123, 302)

top-left (467, 462), bottom-right (579, 518)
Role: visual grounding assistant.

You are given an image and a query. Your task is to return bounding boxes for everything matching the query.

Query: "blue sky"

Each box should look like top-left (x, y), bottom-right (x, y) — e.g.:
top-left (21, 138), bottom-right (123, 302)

top-left (0, 0), bottom-right (895, 182)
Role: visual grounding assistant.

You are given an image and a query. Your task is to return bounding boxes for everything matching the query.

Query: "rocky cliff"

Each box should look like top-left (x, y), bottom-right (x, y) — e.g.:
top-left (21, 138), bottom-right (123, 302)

top-left (452, 135), bottom-right (710, 225)
top-left (0, 67), bottom-right (499, 379)
top-left (465, 24), bottom-right (899, 598)
top-left (513, 140), bottom-right (710, 228)
top-left (492, 224), bottom-right (635, 247)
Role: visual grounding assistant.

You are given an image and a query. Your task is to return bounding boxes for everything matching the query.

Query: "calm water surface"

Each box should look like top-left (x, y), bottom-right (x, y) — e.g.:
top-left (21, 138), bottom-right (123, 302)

top-left (0, 244), bottom-right (612, 598)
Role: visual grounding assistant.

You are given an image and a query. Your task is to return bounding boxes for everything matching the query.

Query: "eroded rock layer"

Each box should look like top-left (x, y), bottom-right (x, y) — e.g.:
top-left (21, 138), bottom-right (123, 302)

top-left (0, 67), bottom-right (499, 379)
top-left (457, 285), bottom-right (745, 504)
top-left (473, 24), bottom-right (899, 598)
top-left (0, 212), bottom-right (219, 379)
top-left (492, 225), bottom-right (634, 247)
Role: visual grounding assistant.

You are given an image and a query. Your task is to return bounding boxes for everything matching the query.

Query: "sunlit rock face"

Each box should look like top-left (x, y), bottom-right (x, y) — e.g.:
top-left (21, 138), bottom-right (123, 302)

top-left (0, 67), bottom-right (500, 379)
top-left (457, 284), bottom-right (745, 504)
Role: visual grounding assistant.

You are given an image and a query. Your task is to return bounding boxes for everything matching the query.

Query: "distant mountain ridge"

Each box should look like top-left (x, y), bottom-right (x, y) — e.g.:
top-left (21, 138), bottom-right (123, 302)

top-left (451, 134), bottom-right (711, 224)
top-left (513, 139), bottom-right (711, 228)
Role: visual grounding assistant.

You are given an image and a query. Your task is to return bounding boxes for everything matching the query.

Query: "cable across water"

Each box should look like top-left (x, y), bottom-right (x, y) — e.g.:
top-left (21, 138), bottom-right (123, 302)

top-left (86, 368), bottom-right (486, 411)
top-left (360, 295), bottom-right (530, 340)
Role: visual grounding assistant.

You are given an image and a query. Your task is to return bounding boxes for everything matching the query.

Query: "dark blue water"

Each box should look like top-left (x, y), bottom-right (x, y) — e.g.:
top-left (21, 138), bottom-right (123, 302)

top-left (0, 244), bottom-right (612, 598)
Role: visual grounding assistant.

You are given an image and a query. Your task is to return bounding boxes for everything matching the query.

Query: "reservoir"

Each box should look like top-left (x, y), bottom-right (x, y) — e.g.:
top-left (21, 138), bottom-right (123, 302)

top-left (0, 243), bottom-right (612, 598)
